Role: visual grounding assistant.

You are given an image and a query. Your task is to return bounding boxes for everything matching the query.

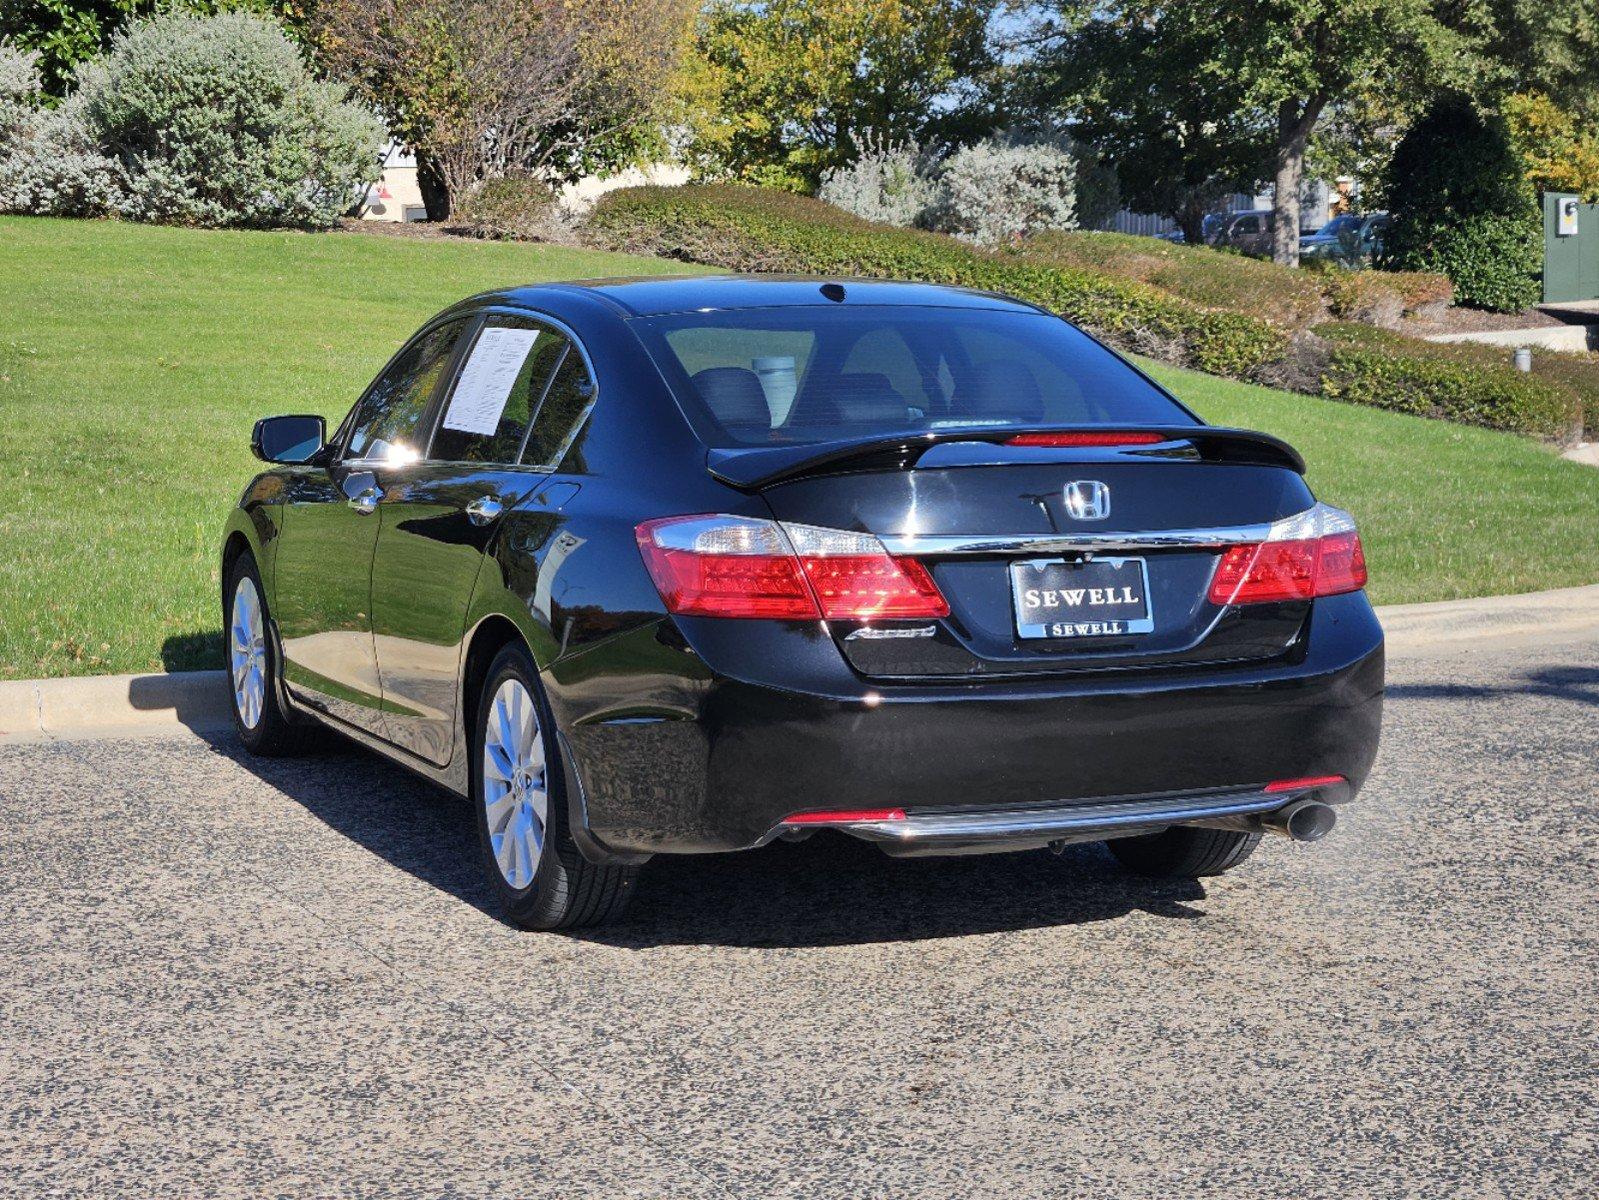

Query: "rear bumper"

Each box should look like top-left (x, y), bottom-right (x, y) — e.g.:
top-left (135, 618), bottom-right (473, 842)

top-left (548, 592), bottom-right (1384, 858)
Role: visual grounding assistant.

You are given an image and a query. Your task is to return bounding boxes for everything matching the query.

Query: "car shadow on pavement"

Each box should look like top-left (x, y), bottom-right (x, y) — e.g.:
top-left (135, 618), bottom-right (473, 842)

top-left (1386, 665), bottom-right (1599, 708)
top-left (209, 732), bottom-right (1211, 948)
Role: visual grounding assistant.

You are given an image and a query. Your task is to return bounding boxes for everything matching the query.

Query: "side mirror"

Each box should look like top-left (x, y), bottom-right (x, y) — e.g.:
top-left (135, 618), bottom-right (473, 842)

top-left (252, 414), bottom-right (326, 464)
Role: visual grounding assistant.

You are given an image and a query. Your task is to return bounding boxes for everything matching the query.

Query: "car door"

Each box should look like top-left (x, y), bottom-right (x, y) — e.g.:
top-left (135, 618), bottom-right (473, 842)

top-left (271, 316), bottom-right (470, 732)
top-left (369, 310), bottom-right (593, 765)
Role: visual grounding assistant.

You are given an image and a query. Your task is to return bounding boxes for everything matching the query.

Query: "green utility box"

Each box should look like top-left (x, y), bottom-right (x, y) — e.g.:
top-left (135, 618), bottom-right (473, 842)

top-left (1544, 193), bottom-right (1599, 303)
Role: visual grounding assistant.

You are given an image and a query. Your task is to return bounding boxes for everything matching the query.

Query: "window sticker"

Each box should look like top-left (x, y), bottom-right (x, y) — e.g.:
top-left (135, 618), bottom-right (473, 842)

top-left (441, 326), bottom-right (541, 436)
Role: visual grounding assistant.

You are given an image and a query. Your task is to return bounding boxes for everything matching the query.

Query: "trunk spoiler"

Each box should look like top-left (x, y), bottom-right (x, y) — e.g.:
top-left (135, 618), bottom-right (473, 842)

top-left (706, 426), bottom-right (1306, 489)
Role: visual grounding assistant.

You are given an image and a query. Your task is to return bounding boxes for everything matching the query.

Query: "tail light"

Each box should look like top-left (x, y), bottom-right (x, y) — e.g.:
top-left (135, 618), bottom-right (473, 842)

top-left (1209, 504), bottom-right (1367, 606)
top-left (1005, 431), bottom-right (1167, 448)
top-left (636, 515), bottom-right (949, 620)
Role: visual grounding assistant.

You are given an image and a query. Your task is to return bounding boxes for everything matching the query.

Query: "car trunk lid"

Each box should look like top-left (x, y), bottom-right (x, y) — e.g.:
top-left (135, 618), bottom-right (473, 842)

top-left (754, 444), bottom-right (1319, 679)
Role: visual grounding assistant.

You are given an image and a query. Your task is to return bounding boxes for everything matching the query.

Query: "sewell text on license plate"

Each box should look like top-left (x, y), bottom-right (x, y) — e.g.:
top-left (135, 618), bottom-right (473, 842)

top-left (1010, 556), bottom-right (1154, 639)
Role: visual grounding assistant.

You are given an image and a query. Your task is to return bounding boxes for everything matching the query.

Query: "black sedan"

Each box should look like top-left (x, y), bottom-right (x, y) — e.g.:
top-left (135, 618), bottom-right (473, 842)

top-left (221, 276), bottom-right (1384, 929)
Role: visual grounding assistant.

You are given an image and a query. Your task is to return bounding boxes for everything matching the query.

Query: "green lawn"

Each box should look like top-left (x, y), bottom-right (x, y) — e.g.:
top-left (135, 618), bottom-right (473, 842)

top-left (0, 216), bottom-right (704, 679)
top-left (2, 215), bottom-right (1596, 680)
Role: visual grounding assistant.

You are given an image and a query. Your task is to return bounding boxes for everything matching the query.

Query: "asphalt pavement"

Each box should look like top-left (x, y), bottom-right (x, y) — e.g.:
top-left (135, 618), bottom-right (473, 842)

top-left (2, 626), bottom-right (1595, 1198)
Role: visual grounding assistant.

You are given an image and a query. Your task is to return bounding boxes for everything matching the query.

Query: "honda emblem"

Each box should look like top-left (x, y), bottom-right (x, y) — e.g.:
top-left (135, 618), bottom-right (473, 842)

top-left (1064, 480), bottom-right (1111, 521)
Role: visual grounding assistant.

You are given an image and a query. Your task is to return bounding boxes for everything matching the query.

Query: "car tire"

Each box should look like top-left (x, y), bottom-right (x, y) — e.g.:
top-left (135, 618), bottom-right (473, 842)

top-left (1106, 826), bottom-right (1262, 878)
top-left (224, 552), bottom-right (309, 757)
top-left (473, 643), bottom-right (638, 931)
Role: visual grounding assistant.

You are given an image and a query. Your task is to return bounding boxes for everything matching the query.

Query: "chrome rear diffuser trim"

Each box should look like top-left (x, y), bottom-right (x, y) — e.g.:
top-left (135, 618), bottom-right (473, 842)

top-left (778, 785), bottom-right (1344, 858)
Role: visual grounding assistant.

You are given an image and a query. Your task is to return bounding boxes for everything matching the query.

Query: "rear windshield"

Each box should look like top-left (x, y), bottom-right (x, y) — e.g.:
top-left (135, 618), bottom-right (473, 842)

top-left (632, 306), bottom-right (1195, 447)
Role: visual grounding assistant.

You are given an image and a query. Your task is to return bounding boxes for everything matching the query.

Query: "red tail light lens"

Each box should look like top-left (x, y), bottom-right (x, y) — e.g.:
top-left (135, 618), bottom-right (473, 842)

top-left (636, 516), bottom-right (949, 620)
top-left (1209, 524), bottom-right (1368, 607)
top-left (1006, 431), bottom-right (1167, 448)
top-left (1314, 531), bottom-right (1368, 596)
top-left (799, 555), bottom-right (947, 619)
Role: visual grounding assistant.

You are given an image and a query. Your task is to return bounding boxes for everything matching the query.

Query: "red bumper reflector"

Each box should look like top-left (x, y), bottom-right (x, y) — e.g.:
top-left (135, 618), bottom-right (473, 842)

top-left (1263, 775), bottom-right (1347, 794)
top-left (782, 808), bottom-right (907, 825)
top-left (1006, 431), bottom-right (1167, 448)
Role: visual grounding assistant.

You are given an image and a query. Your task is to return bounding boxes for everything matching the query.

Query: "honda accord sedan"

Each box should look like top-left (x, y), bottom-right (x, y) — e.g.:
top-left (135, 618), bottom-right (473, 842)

top-left (220, 276), bottom-right (1384, 929)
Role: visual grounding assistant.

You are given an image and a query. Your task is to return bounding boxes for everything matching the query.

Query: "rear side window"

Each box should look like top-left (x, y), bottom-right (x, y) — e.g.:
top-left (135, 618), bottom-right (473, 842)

top-left (632, 306), bottom-right (1194, 447)
top-left (522, 350), bottom-right (597, 469)
top-left (429, 317), bottom-right (569, 464)
top-left (345, 319), bottom-right (467, 463)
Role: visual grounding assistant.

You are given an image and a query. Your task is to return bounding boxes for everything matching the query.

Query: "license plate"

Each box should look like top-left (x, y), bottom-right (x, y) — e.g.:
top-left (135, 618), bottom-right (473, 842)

top-left (1010, 557), bottom-right (1154, 639)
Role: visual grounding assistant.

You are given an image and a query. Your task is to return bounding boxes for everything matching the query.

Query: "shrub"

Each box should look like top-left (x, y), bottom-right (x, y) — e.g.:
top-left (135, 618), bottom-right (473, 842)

top-left (1384, 93), bottom-right (1540, 313)
top-left (927, 138), bottom-right (1077, 245)
top-left (0, 41), bottom-right (121, 218)
top-left (0, 41), bottom-right (34, 144)
top-left (1313, 270), bottom-right (1403, 328)
top-left (1387, 213), bottom-right (1541, 314)
top-left (73, 12), bottom-right (380, 228)
top-left (450, 172), bottom-right (566, 241)
top-left (588, 184), bottom-right (1283, 377)
top-left (1027, 230), bottom-right (1327, 330)
top-left (1530, 349), bottom-right (1599, 440)
top-left (817, 138), bottom-right (938, 228)
top-left (1319, 323), bottom-right (1581, 440)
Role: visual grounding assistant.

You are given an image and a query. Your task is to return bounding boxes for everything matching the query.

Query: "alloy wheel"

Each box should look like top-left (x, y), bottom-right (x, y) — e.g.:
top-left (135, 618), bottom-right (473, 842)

top-left (482, 678), bottom-right (547, 889)
top-left (230, 575), bottom-right (267, 729)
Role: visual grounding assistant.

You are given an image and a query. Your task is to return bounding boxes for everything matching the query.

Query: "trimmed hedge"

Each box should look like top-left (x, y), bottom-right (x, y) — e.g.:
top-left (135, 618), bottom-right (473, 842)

top-left (588, 185), bottom-right (1286, 378)
top-left (1318, 324), bottom-right (1581, 440)
top-left (587, 185), bottom-right (1589, 440)
top-left (1027, 229), bottom-right (1328, 329)
top-left (1532, 348), bottom-right (1599, 439)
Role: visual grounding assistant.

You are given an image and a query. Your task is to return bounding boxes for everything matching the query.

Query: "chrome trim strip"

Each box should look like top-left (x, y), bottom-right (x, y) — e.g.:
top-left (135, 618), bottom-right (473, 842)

top-left (879, 502), bottom-right (1350, 557)
top-left (879, 526), bottom-right (1274, 556)
top-left (833, 789), bottom-right (1286, 844)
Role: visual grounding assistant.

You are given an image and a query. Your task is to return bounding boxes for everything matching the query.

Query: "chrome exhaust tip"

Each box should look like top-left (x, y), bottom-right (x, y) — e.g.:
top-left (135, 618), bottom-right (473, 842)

top-left (1261, 798), bottom-right (1337, 843)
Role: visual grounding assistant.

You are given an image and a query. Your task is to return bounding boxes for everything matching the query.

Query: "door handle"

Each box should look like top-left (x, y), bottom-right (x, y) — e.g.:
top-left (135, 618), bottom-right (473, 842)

top-left (465, 495), bottom-right (504, 526)
top-left (348, 485), bottom-right (383, 515)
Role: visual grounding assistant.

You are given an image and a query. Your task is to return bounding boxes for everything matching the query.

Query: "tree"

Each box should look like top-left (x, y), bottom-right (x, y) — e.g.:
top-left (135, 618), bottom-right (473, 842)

top-left (313, 0), bottom-right (691, 218)
top-left (1223, 2), bottom-right (1485, 266)
top-left (684, 0), bottom-right (999, 191)
top-left (1016, 6), bottom-right (1267, 245)
top-left (1505, 90), bottom-right (1599, 202)
top-left (1482, 0), bottom-right (1599, 116)
top-left (1020, 3), bottom-right (1487, 265)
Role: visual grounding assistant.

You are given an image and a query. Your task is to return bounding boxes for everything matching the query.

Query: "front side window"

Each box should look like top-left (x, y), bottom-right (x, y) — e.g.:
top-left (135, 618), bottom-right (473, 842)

top-left (633, 306), bottom-right (1196, 448)
top-left (429, 317), bottom-right (569, 464)
top-left (345, 319), bottom-right (467, 464)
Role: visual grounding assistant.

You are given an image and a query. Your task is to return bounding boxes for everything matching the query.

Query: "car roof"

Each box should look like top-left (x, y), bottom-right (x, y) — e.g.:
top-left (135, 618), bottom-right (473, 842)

top-left (491, 275), bottom-right (1049, 319)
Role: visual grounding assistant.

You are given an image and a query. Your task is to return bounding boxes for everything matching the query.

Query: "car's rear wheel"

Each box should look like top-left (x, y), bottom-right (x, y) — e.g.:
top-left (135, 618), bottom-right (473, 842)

top-left (224, 553), bottom-right (307, 756)
top-left (1106, 826), bottom-right (1262, 878)
top-left (473, 643), bottom-right (638, 930)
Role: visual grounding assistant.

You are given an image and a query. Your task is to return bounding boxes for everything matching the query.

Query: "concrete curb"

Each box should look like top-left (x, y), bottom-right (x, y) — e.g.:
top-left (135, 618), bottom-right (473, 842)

top-left (1375, 583), bottom-right (1599, 649)
top-left (0, 670), bottom-right (230, 740)
top-left (2, 584), bottom-right (1597, 739)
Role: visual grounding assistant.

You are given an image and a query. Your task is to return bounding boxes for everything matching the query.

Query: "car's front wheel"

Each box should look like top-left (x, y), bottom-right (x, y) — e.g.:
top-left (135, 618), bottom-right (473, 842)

top-left (224, 553), bottom-right (307, 756)
top-left (473, 643), bottom-right (638, 930)
top-left (1106, 826), bottom-right (1262, 878)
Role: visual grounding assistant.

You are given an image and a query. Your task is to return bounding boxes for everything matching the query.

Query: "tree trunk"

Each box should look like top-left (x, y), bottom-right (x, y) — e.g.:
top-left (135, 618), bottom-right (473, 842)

top-left (1271, 97), bottom-right (1324, 267)
top-left (1176, 199), bottom-right (1207, 247)
top-left (415, 151), bottom-right (450, 222)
